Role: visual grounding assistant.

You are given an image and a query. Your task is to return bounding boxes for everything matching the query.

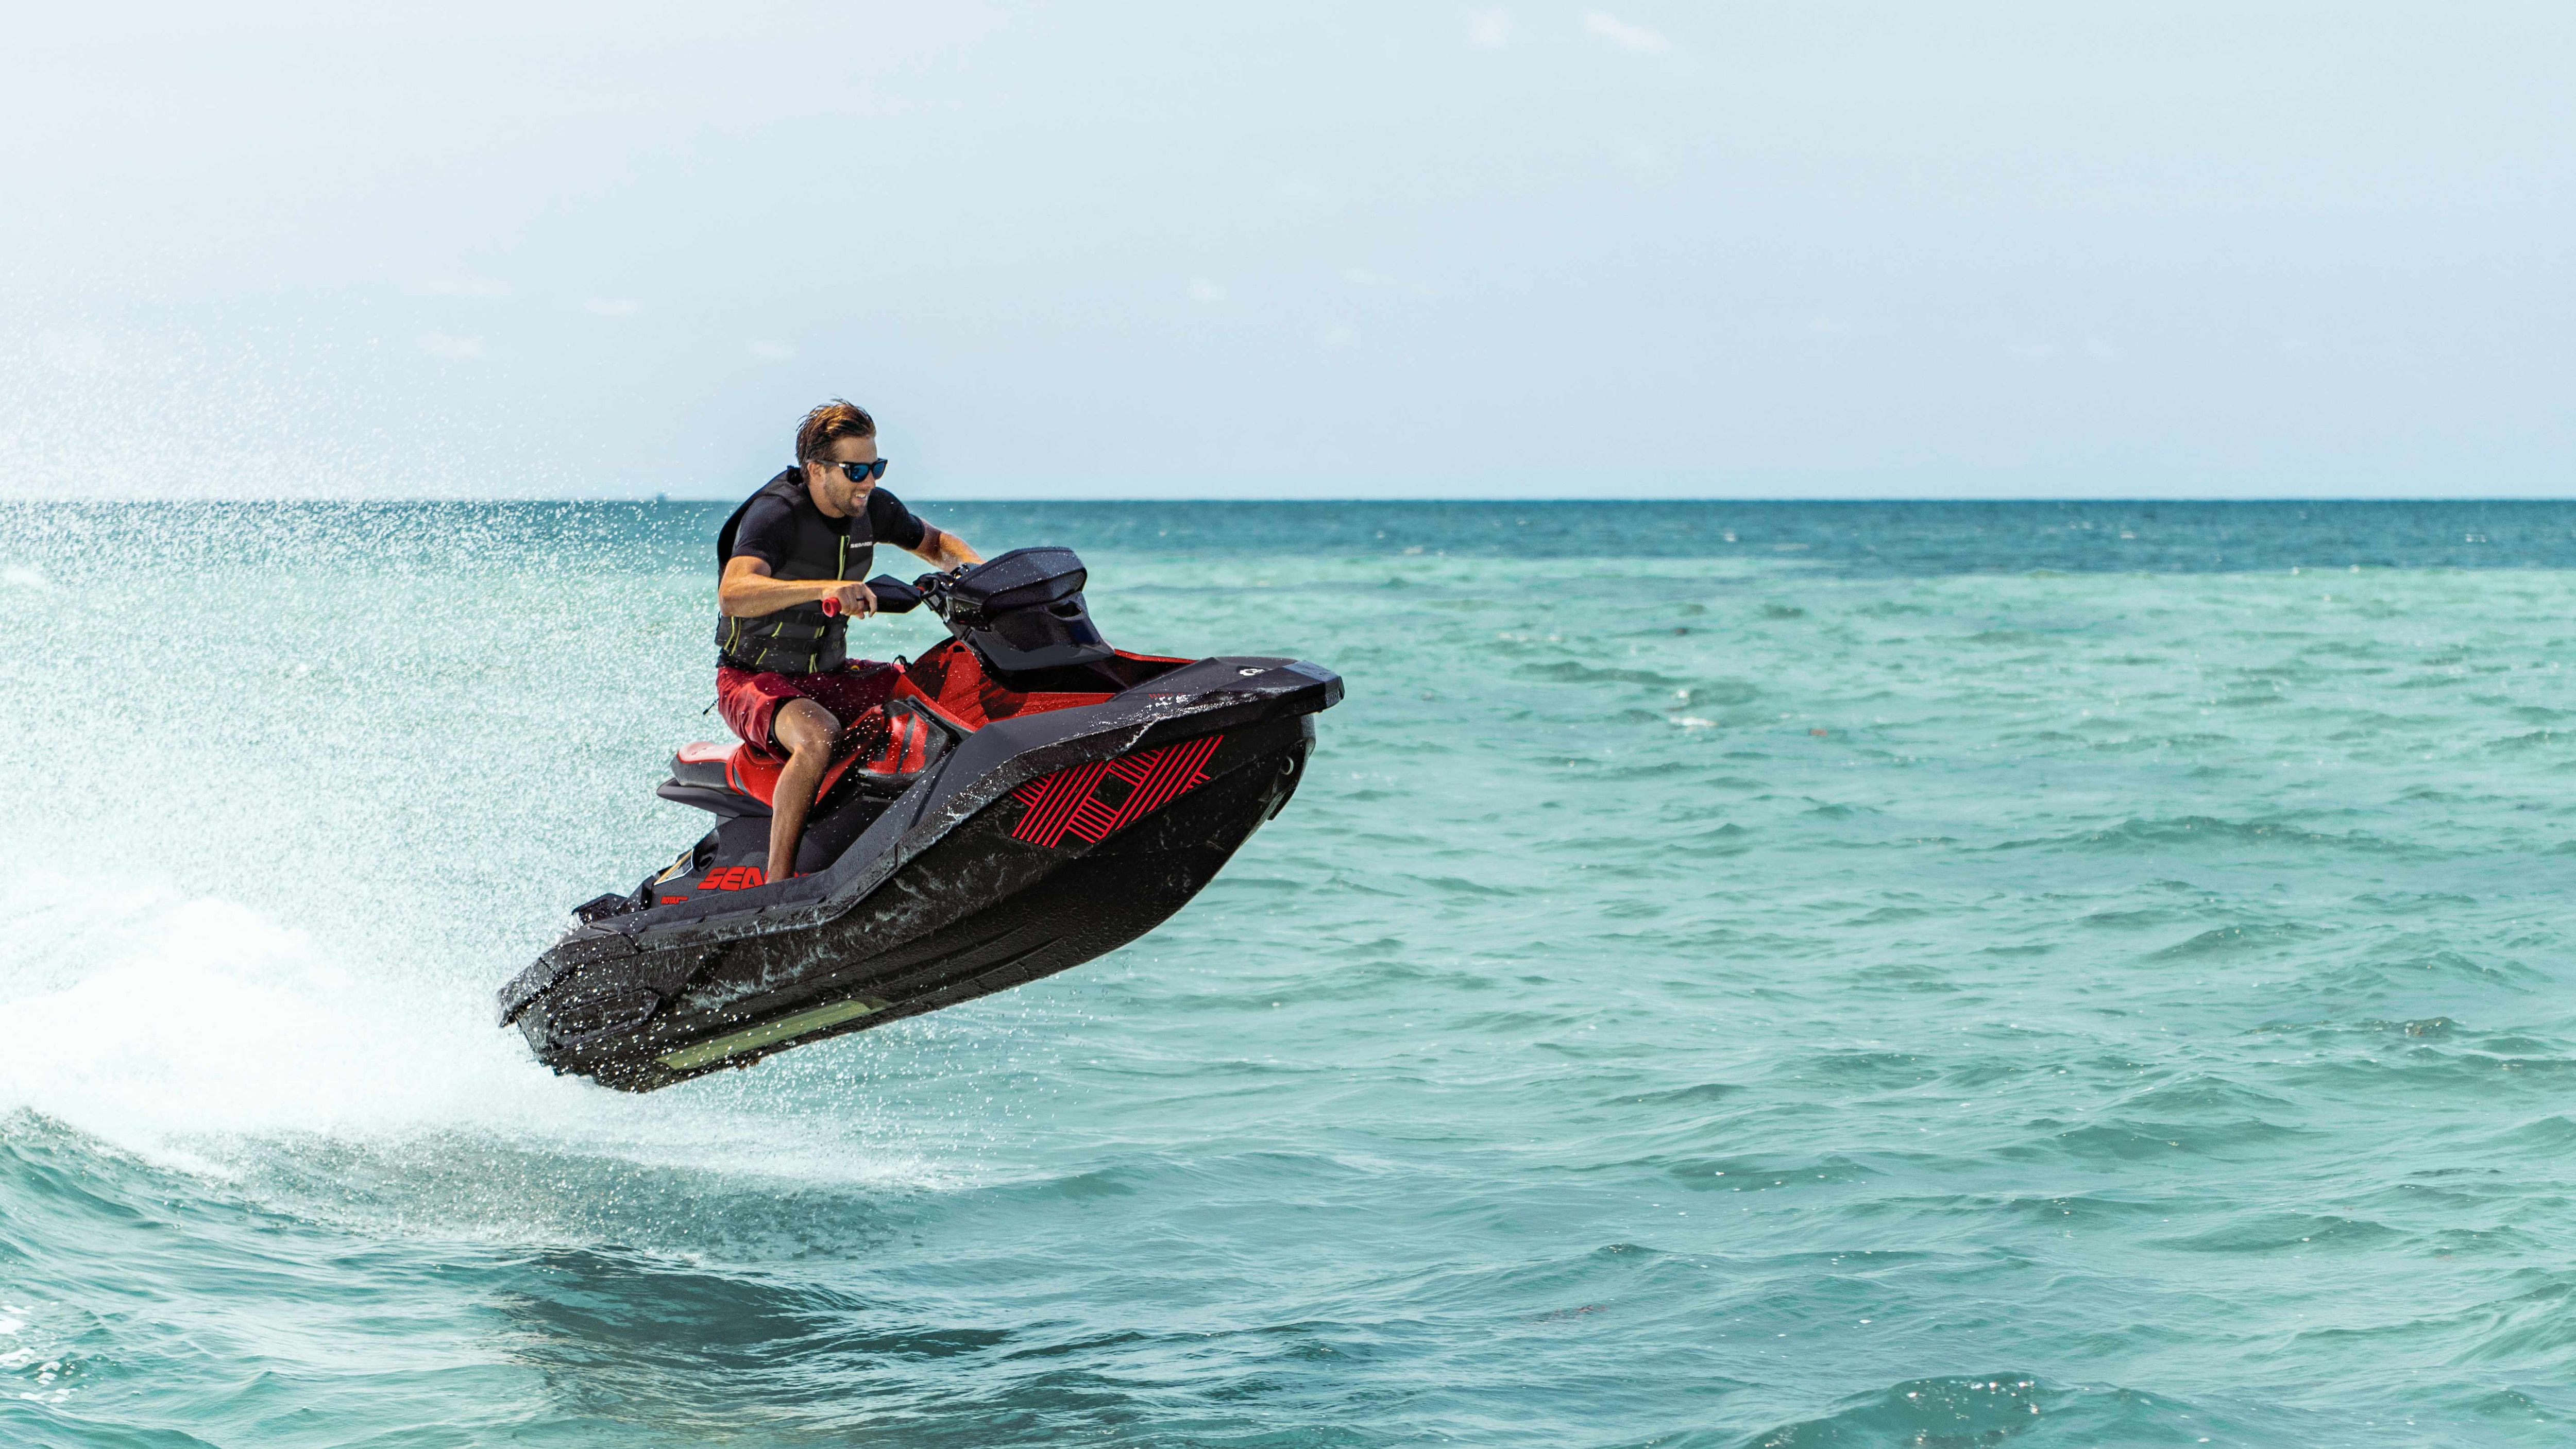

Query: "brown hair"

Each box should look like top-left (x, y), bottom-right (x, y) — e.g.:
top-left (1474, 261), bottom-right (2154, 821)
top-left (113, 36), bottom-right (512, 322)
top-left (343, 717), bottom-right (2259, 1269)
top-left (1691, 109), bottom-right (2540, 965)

top-left (794, 399), bottom-right (876, 463)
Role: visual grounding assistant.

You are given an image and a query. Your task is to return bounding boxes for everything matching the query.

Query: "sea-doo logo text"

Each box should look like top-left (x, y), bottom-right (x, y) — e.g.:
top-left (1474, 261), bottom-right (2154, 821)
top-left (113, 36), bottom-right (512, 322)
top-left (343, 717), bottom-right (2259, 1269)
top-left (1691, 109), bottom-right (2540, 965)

top-left (697, 865), bottom-right (768, 892)
top-left (1009, 735), bottom-right (1223, 848)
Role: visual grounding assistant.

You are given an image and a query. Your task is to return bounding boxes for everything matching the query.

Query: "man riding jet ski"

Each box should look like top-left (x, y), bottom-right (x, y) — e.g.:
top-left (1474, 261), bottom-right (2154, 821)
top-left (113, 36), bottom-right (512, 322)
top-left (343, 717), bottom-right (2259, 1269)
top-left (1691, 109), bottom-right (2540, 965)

top-left (496, 401), bottom-right (1341, 1091)
top-left (715, 399), bottom-right (985, 886)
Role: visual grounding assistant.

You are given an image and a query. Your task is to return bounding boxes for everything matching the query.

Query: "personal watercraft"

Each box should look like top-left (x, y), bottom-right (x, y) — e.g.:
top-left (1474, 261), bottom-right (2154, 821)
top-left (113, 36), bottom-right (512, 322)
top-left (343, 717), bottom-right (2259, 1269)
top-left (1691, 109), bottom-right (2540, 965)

top-left (496, 547), bottom-right (1341, 1092)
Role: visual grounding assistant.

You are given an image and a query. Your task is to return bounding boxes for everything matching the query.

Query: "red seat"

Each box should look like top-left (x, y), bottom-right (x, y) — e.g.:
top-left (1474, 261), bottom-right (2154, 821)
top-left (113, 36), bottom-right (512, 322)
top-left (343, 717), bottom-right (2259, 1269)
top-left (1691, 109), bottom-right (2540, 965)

top-left (672, 706), bottom-right (942, 810)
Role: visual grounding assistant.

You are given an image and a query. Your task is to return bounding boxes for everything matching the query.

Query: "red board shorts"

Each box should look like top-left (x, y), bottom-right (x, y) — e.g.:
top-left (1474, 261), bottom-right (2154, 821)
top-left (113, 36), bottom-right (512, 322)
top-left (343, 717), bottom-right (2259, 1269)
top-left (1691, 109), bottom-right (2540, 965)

top-left (716, 660), bottom-right (902, 760)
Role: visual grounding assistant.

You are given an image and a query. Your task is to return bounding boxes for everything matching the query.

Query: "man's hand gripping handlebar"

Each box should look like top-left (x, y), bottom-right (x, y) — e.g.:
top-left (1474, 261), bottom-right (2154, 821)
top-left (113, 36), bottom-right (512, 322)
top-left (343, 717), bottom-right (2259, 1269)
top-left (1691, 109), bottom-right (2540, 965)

top-left (816, 581), bottom-right (877, 619)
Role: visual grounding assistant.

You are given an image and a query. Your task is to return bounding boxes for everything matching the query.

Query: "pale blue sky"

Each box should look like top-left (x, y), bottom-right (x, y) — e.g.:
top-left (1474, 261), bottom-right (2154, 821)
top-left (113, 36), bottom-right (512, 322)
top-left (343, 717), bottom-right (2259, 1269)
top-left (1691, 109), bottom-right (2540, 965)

top-left (3, 3), bottom-right (2569, 500)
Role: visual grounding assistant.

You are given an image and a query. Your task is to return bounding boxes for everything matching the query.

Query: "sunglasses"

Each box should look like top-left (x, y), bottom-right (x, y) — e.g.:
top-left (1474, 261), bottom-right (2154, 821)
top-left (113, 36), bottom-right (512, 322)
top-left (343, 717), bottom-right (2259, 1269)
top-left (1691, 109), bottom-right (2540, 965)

top-left (835, 458), bottom-right (889, 483)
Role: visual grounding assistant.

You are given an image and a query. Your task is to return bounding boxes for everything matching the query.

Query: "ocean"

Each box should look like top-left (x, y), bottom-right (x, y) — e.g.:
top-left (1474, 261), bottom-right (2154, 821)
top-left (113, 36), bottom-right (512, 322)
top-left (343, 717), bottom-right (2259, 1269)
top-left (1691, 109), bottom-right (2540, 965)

top-left (5, 499), bottom-right (2576, 1447)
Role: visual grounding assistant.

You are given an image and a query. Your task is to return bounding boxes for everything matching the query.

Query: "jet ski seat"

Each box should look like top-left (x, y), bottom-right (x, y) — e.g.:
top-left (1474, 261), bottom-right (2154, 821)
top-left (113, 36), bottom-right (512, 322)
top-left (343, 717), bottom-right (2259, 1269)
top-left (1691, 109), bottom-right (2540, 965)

top-left (656, 701), bottom-right (948, 818)
top-left (667, 743), bottom-right (736, 792)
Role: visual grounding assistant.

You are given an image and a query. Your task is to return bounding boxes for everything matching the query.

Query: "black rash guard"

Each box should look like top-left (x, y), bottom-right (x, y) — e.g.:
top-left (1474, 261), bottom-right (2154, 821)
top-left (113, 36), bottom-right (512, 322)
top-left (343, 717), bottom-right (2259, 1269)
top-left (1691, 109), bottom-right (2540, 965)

top-left (731, 482), bottom-right (928, 570)
top-left (714, 471), bottom-right (930, 674)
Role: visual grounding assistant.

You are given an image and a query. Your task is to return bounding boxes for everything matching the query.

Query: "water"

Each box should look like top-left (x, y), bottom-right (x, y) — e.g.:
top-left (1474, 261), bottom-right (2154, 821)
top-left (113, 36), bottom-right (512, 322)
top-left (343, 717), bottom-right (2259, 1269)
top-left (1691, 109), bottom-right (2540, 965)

top-left (6, 499), bottom-right (2576, 1447)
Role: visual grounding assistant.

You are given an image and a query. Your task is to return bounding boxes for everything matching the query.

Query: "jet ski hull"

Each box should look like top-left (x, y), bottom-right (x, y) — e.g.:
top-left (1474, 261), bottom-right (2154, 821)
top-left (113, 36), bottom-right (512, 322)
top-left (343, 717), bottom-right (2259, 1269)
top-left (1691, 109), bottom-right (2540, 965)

top-left (498, 657), bottom-right (1335, 1092)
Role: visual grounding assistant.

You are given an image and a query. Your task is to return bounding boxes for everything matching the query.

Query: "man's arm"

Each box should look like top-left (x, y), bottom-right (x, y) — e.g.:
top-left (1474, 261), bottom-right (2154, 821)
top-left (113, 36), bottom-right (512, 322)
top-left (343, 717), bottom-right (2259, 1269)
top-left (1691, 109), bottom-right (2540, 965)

top-left (720, 556), bottom-right (877, 618)
top-left (908, 525), bottom-right (984, 571)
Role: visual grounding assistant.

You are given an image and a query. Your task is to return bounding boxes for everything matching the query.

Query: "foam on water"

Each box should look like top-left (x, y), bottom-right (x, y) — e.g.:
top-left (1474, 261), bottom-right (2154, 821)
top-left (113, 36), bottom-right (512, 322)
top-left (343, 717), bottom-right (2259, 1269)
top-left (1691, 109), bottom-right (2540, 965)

top-left (0, 872), bottom-right (427, 1137)
top-left (0, 867), bottom-right (959, 1244)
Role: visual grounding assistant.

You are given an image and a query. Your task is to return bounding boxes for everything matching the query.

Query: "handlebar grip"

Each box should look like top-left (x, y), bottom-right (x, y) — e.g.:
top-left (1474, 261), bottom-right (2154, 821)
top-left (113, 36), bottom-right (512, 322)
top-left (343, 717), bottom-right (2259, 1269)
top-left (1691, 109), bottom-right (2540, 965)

top-left (864, 575), bottom-right (924, 613)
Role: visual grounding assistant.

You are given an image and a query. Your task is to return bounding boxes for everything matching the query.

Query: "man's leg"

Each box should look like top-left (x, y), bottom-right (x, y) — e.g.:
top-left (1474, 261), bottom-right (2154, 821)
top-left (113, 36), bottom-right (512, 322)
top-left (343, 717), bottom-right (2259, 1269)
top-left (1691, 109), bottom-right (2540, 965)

top-left (767, 697), bottom-right (840, 883)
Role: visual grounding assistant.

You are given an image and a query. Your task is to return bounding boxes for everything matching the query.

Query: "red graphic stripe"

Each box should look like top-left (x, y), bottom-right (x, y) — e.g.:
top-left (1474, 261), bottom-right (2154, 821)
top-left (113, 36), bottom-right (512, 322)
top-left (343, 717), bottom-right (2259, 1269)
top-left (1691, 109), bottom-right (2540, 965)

top-left (1007, 771), bottom-right (1072, 844)
top-left (1124, 744), bottom-right (1195, 822)
top-left (1045, 761), bottom-right (1116, 840)
top-left (1057, 755), bottom-right (1147, 842)
top-left (1064, 795), bottom-right (1122, 841)
top-left (1097, 741), bottom-right (1187, 838)
top-left (1120, 735), bottom-right (1219, 827)
top-left (1007, 735), bottom-right (1224, 848)
top-left (1011, 759), bottom-right (1111, 846)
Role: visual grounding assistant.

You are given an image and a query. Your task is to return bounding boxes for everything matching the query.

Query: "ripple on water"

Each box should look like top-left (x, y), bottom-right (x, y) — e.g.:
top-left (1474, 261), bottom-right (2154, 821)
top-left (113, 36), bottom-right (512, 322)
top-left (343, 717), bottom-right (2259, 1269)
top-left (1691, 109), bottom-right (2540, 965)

top-left (1738, 1375), bottom-right (2232, 1449)
top-left (13, 505), bottom-right (2576, 1445)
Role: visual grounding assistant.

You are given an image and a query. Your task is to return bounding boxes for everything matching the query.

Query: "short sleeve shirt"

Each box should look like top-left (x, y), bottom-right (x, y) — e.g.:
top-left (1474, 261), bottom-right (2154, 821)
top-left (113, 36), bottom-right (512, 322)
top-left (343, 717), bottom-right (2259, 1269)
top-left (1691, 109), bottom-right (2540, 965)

top-left (730, 479), bottom-right (930, 570)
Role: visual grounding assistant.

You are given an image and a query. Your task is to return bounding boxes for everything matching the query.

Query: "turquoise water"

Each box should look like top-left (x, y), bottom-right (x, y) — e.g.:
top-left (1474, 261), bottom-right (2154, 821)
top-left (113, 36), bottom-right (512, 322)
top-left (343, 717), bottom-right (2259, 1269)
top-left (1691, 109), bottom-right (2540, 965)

top-left (6, 500), bottom-right (2576, 1446)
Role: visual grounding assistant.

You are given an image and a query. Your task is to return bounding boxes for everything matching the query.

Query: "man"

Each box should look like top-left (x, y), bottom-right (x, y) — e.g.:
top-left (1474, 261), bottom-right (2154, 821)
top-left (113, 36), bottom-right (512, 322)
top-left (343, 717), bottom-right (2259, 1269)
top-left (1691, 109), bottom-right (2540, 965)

top-left (715, 400), bottom-right (982, 884)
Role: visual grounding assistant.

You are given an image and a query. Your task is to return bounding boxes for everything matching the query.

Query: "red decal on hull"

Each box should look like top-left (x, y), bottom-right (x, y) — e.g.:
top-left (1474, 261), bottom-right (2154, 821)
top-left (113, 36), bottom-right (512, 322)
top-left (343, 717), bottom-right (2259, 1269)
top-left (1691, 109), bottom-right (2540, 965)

top-left (1009, 735), bottom-right (1223, 848)
top-left (696, 865), bottom-right (768, 893)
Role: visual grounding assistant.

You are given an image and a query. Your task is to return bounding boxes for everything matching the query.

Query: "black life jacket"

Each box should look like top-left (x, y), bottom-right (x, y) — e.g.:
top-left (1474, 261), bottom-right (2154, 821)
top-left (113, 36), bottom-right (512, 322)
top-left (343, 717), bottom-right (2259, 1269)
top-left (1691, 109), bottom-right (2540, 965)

top-left (713, 470), bottom-right (876, 674)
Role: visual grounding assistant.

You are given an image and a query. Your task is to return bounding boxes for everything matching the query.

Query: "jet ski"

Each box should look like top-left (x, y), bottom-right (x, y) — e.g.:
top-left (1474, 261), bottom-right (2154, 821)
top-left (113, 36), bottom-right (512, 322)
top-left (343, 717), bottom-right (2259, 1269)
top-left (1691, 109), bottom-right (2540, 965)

top-left (496, 547), bottom-right (1341, 1092)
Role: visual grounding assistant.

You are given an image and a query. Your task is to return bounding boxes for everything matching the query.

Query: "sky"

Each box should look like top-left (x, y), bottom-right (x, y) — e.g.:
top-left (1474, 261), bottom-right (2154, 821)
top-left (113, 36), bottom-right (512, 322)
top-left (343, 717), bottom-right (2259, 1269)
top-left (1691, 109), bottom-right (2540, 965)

top-left (2, 2), bottom-right (2569, 501)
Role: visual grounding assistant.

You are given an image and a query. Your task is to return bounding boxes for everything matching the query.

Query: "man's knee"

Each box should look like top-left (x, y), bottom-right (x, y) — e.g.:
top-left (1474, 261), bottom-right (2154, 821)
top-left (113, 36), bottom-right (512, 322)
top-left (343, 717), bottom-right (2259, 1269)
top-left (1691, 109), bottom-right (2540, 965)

top-left (774, 699), bottom-right (840, 757)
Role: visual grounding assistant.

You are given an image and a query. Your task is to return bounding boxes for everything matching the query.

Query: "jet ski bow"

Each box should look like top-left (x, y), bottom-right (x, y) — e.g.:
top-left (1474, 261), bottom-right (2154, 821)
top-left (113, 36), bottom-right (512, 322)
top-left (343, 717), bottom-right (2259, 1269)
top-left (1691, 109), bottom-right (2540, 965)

top-left (496, 547), bottom-right (1341, 1092)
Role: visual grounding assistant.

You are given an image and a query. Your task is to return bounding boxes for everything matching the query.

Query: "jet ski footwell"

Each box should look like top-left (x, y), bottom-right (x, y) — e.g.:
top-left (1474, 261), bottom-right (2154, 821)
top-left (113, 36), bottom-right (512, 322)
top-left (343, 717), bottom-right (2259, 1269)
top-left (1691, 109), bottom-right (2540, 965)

top-left (498, 654), bottom-right (1338, 1092)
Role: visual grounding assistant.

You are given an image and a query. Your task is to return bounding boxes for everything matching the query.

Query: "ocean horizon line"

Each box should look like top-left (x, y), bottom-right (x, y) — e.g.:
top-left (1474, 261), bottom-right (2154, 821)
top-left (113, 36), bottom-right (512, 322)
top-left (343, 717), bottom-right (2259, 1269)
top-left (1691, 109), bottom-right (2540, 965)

top-left (9, 493), bottom-right (2576, 507)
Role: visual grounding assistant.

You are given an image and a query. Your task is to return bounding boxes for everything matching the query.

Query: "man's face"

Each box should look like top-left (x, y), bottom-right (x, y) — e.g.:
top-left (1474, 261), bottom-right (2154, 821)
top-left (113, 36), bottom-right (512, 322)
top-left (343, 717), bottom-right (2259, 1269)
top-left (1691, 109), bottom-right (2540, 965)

top-left (803, 434), bottom-right (880, 516)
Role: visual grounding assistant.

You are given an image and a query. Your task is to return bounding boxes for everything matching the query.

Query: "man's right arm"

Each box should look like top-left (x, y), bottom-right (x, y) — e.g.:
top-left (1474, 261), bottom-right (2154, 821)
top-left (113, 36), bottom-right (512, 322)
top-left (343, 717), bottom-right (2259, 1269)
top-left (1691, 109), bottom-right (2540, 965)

top-left (719, 557), bottom-right (877, 618)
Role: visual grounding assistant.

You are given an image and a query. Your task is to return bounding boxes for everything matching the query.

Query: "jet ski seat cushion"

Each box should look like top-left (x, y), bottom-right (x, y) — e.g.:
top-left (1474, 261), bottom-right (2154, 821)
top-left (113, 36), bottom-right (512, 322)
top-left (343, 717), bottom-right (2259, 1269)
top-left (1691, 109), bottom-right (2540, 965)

top-left (669, 742), bottom-right (734, 791)
top-left (657, 702), bottom-right (948, 816)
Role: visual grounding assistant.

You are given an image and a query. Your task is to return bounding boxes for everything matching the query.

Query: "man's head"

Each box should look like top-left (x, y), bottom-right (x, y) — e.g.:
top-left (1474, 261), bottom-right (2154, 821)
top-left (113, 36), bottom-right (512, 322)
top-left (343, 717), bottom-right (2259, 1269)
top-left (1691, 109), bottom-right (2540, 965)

top-left (795, 399), bottom-right (880, 518)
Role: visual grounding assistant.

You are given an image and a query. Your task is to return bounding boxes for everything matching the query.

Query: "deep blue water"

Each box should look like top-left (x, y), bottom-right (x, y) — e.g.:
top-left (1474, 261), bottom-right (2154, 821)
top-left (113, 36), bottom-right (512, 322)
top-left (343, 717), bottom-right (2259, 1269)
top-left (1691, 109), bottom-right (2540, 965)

top-left (7, 500), bottom-right (2576, 1447)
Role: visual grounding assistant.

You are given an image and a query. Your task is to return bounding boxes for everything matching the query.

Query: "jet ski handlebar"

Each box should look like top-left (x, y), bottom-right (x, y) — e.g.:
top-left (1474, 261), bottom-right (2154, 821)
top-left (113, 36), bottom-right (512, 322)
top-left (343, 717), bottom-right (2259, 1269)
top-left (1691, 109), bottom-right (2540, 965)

top-left (855, 570), bottom-right (960, 616)
top-left (814, 570), bottom-right (962, 618)
top-left (824, 551), bottom-right (1115, 675)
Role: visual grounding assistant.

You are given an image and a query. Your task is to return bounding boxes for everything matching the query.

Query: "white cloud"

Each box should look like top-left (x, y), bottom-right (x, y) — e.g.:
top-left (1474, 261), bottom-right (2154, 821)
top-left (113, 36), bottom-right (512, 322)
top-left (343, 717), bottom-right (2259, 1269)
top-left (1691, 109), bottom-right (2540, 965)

top-left (584, 297), bottom-right (641, 317)
top-left (1320, 321), bottom-right (1358, 350)
top-left (1582, 11), bottom-right (1671, 55)
top-left (1611, 132), bottom-right (1660, 169)
top-left (419, 332), bottom-right (485, 360)
top-left (1343, 266), bottom-right (1390, 286)
top-left (1188, 277), bottom-right (1227, 303)
top-left (1466, 9), bottom-right (1514, 48)
top-left (748, 340), bottom-right (797, 361)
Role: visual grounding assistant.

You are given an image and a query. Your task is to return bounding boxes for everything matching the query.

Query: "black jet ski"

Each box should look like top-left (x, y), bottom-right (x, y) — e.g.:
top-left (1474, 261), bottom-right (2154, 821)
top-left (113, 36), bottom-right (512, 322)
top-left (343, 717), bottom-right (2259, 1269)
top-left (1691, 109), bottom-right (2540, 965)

top-left (497, 547), bottom-right (1341, 1092)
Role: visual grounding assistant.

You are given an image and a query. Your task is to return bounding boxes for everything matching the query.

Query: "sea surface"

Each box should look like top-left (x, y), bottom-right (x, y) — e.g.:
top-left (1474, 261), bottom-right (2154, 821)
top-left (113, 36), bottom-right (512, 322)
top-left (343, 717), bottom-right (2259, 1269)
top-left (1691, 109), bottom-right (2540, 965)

top-left (8, 499), bottom-right (2576, 1447)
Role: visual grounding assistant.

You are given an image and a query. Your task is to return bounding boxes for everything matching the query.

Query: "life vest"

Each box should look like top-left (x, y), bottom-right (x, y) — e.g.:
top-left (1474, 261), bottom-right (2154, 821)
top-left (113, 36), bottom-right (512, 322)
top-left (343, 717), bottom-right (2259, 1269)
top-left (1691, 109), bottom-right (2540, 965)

top-left (713, 470), bottom-right (875, 674)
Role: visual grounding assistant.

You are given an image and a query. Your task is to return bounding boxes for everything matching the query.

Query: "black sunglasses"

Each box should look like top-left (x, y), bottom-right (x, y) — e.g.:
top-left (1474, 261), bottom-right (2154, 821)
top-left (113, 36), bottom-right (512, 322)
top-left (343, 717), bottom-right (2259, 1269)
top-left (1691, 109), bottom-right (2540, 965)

top-left (835, 458), bottom-right (889, 483)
